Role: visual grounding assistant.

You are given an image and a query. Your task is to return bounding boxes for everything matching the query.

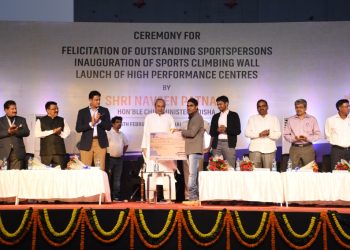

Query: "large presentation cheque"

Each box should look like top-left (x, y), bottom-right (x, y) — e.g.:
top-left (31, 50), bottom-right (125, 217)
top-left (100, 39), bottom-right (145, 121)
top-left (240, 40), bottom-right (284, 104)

top-left (150, 131), bottom-right (186, 160)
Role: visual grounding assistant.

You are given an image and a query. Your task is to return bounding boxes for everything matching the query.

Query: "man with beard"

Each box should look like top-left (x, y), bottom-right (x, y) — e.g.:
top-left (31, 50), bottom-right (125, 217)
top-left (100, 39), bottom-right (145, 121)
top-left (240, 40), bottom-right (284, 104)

top-left (210, 95), bottom-right (241, 168)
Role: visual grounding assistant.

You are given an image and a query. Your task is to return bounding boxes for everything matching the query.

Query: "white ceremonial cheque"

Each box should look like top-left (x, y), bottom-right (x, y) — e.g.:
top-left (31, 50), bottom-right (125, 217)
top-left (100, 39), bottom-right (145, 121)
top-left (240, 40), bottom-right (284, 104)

top-left (149, 131), bottom-right (186, 160)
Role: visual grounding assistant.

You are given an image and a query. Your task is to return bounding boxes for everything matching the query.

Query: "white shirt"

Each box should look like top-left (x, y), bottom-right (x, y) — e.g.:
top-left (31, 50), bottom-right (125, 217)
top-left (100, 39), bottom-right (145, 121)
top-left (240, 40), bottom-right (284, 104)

top-left (141, 112), bottom-right (175, 150)
top-left (325, 114), bottom-right (350, 147)
top-left (107, 129), bottom-right (128, 157)
top-left (218, 109), bottom-right (229, 140)
top-left (245, 114), bottom-right (281, 153)
top-left (89, 107), bottom-right (102, 137)
top-left (141, 112), bottom-right (177, 174)
top-left (34, 118), bottom-right (71, 139)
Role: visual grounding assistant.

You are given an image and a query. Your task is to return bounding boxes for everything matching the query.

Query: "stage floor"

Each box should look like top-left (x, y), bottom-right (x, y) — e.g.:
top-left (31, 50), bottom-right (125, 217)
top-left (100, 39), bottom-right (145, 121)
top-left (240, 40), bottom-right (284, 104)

top-left (1, 201), bottom-right (350, 213)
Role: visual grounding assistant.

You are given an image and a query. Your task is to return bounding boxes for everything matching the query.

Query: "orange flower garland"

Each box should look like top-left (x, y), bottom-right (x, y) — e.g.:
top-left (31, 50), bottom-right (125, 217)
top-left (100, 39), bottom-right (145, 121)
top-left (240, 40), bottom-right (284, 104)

top-left (80, 214), bottom-right (85, 250)
top-left (130, 209), bottom-right (135, 250)
top-left (37, 208), bottom-right (83, 247)
top-left (228, 211), bottom-right (271, 248)
top-left (177, 213), bottom-right (182, 250)
top-left (272, 212), bottom-right (322, 250)
top-left (323, 212), bottom-right (350, 249)
top-left (180, 210), bottom-right (225, 247)
top-left (131, 209), bottom-right (178, 248)
top-left (2, 208), bottom-right (350, 249)
top-left (271, 215), bottom-right (276, 250)
top-left (31, 209), bottom-right (37, 250)
top-left (83, 209), bottom-right (130, 244)
top-left (225, 213), bottom-right (230, 250)
top-left (0, 208), bottom-right (34, 246)
top-left (322, 213), bottom-right (328, 250)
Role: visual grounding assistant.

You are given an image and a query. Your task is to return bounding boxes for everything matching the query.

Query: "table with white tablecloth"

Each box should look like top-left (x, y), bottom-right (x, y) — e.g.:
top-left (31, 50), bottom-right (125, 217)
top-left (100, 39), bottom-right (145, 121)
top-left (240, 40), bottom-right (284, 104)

top-left (0, 169), bottom-right (111, 205)
top-left (282, 172), bottom-right (350, 205)
top-left (199, 171), bottom-right (284, 204)
top-left (0, 170), bottom-right (20, 202)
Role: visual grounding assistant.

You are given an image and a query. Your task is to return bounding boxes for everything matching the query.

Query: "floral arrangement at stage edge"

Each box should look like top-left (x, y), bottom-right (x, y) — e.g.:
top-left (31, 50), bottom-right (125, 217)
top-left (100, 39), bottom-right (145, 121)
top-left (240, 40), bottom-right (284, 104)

top-left (240, 156), bottom-right (254, 171)
top-left (335, 159), bottom-right (350, 171)
top-left (67, 155), bottom-right (86, 170)
top-left (312, 162), bottom-right (319, 172)
top-left (207, 155), bottom-right (229, 171)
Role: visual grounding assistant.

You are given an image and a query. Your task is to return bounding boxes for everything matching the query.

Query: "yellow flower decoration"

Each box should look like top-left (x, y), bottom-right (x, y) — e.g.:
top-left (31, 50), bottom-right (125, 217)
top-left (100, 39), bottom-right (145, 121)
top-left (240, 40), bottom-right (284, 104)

top-left (138, 209), bottom-right (174, 238)
top-left (186, 210), bottom-right (223, 238)
top-left (91, 210), bottom-right (126, 237)
top-left (43, 209), bottom-right (78, 237)
top-left (0, 209), bottom-right (30, 238)
top-left (234, 211), bottom-right (267, 240)
top-left (282, 213), bottom-right (316, 239)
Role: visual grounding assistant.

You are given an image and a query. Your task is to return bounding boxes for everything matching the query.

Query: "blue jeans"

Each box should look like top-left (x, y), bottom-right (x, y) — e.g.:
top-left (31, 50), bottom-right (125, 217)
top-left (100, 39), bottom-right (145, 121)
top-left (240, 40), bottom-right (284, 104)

top-left (109, 157), bottom-right (123, 199)
top-left (188, 154), bottom-right (203, 200)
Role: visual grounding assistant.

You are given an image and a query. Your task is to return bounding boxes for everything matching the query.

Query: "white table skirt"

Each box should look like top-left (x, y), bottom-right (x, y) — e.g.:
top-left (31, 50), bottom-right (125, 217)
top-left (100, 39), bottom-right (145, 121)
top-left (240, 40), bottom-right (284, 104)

top-left (0, 169), bottom-right (111, 203)
top-left (18, 169), bottom-right (111, 202)
top-left (282, 172), bottom-right (350, 205)
top-left (199, 171), bottom-right (284, 203)
top-left (0, 170), bottom-right (20, 201)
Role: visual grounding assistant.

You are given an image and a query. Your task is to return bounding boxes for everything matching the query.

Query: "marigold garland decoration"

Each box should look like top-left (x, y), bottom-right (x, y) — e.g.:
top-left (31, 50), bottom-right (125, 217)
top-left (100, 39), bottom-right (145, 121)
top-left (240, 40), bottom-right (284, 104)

top-left (280, 213), bottom-right (317, 239)
top-left (181, 209), bottom-right (226, 246)
top-left (272, 212), bottom-right (322, 250)
top-left (325, 211), bottom-right (350, 248)
top-left (31, 209), bottom-right (37, 250)
top-left (229, 210), bottom-right (271, 247)
top-left (84, 208), bottom-right (130, 243)
top-left (37, 208), bottom-right (83, 247)
top-left (133, 209), bottom-right (178, 248)
top-left (233, 211), bottom-right (268, 239)
top-left (0, 208), bottom-right (34, 246)
top-left (2, 208), bottom-right (350, 249)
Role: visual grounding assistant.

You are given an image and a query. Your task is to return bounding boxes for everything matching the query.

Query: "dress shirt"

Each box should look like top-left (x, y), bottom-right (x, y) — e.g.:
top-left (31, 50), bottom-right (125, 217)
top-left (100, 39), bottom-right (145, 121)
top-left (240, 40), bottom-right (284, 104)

top-left (107, 129), bottom-right (128, 157)
top-left (34, 118), bottom-right (71, 139)
top-left (141, 113), bottom-right (175, 149)
top-left (6, 116), bottom-right (15, 125)
top-left (218, 109), bottom-right (229, 140)
top-left (283, 114), bottom-right (321, 144)
top-left (89, 107), bottom-right (102, 137)
top-left (245, 114), bottom-right (281, 153)
top-left (325, 114), bottom-right (350, 147)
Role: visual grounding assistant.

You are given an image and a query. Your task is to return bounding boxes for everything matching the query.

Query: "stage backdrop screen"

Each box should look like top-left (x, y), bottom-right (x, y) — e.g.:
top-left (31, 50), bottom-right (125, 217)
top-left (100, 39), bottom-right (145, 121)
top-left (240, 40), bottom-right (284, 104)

top-left (0, 21), bottom-right (349, 154)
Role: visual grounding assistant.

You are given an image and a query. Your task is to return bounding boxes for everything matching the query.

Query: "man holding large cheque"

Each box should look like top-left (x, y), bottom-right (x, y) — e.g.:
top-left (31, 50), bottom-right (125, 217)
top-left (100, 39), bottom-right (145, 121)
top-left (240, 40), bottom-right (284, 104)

top-left (141, 98), bottom-right (177, 201)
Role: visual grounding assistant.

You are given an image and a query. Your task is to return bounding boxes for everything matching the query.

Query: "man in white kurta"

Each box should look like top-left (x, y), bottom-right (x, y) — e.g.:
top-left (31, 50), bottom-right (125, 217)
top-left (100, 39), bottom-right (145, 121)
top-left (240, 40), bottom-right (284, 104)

top-left (245, 99), bottom-right (281, 169)
top-left (141, 98), bottom-right (177, 200)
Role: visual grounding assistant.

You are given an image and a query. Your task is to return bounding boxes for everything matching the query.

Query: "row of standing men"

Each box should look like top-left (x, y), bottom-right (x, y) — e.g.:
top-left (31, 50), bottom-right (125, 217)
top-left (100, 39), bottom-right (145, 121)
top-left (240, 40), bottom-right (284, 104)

top-left (0, 91), bottom-right (350, 201)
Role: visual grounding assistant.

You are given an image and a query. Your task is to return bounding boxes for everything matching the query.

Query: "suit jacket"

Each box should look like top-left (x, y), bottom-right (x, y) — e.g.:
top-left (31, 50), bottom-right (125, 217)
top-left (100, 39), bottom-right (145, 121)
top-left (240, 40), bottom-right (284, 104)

top-left (210, 111), bottom-right (241, 149)
top-left (0, 115), bottom-right (30, 160)
top-left (182, 112), bottom-right (204, 155)
top-left (75, 106), bottom-right (112, 150)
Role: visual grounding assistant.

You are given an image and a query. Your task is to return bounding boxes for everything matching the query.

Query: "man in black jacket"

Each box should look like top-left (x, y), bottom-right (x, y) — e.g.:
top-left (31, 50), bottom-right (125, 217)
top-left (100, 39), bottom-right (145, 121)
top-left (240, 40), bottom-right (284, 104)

top-left (210, 95), bottom-right (241, 168)
top-left (76, 90), bottom-right (111, 170)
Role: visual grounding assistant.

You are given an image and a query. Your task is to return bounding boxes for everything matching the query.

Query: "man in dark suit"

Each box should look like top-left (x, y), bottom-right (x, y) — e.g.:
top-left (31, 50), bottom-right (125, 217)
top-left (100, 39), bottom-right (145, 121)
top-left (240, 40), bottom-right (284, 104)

top-left (210, 95), bottom-right (241, 168)
top-left (0, 100), bottom-right (30, 169)
top-left (76, 90), bottom-right (111, 170)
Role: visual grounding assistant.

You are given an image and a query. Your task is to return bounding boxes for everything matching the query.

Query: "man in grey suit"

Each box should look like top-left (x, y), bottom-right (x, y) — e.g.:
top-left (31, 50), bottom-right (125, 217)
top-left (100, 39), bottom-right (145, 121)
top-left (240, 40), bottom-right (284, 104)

top-left (0, 100), bottom-right (30, 169)
top-left (181, 98), bottom-right (204, 203)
